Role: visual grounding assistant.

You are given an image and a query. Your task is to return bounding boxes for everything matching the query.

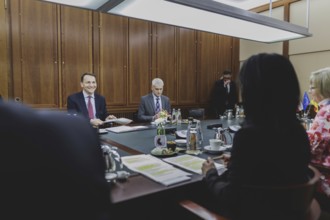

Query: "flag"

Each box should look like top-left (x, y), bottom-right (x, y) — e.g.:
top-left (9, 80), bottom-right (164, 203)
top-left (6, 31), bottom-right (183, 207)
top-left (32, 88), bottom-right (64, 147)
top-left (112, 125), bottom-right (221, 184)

top-left (302, 91), bottom-right (310, 111)
top-left (310, 99), bottom-right (319, 113)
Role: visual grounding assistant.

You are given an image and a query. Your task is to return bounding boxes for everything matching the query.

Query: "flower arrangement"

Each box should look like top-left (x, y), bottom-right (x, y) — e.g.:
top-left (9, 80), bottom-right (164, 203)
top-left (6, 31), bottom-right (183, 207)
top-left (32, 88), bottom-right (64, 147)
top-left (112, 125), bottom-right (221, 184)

top-left (159, 110), bottom-right (169, 119)
top-left (155, 110), bottom-right (169, 126)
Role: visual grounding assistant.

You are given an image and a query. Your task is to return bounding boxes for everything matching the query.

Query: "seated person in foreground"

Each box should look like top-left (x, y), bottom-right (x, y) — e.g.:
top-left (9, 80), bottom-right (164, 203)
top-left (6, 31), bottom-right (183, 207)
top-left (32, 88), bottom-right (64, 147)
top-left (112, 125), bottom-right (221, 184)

top-left (202, 53), bottom-right (312, 220)
top-left (137, 78), bottom-right (171, 122)
top-left (0, 101), bottom-right (111, 220)
top-left (67, 72), bottom-right (116, 127)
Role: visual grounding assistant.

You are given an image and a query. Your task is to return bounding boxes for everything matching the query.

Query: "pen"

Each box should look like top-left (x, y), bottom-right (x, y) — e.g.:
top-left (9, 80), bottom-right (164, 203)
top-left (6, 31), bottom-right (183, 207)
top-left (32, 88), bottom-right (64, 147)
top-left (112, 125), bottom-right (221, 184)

top-left (212, 155), bottom-right (224, 160)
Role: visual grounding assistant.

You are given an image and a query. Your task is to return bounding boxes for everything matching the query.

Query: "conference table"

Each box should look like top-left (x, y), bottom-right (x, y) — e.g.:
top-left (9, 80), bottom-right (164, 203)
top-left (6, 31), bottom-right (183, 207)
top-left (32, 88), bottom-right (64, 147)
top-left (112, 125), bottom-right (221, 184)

top-left (100, 118), bottom-right (244, 219)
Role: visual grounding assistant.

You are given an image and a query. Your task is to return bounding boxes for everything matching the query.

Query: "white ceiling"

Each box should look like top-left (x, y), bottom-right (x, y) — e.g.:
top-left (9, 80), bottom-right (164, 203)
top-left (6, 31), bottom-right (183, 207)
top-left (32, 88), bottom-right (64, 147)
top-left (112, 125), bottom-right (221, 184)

top-left (213, 0), bottom-right (280, 10)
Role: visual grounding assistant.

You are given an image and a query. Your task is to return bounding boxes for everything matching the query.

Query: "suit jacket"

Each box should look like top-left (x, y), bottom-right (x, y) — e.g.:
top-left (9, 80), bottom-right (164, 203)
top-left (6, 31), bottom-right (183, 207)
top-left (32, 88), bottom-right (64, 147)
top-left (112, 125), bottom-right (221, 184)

top-left (67, 91), bottom-right (109, 121)
top-left (204, 122), bottom-right (311, 219)
top-left (0, 101), bottom-right (111, 220)
top-left (137, 93), bottom-right (171, 122)
top-left (210, 79), bottom-right (238, 117)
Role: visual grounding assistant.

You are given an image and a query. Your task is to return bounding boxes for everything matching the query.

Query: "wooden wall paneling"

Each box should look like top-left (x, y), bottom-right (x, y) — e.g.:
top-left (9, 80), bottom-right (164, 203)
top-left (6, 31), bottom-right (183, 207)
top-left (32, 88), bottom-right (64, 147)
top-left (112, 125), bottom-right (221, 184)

top-left (0, 0), bottom-right (9, 99)
top-left (11, 0), bottom-right (58, 108)
top-left (9, 0), bottom-right (21, 102)
top-left (128, 18), bottom-right (151, 105)
top-left (197, 31), bottom-right (220, 105)
top-left (60, 6), bottom-right (93, 108)
top-left (6, 0), bottom-right (239, 112)
top-left (219, 36), bottom-right (240, 101)
top-left (99, 13), bottom-right (128, 108)
top-left (151, 23), bottom-right (177, 104)
top-left (218, 35), bottom-right (233, 75)
top-left (231, 38), bottom-right (240, 83)
top-left (176, 27), bottom-right (197, 105)
top-left (92, 11), bottom-right (100, 87)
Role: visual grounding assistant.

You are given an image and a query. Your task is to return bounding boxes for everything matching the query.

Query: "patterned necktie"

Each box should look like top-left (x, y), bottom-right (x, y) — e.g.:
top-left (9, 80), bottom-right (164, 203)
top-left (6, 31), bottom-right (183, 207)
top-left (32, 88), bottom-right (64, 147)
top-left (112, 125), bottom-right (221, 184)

top-left (87, 96), bottom-right (94, 119)
top-left (155, 97), bottom-right (160, 113)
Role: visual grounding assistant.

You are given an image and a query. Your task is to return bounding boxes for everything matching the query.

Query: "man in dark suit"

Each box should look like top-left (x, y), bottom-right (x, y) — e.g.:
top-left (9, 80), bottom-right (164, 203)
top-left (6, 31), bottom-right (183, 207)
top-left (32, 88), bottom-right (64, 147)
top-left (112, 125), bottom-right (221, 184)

top-left (137, 78), bottom-right (171, 122)
top-left (210, 70), bottom-right (238, 117)
top-left (0, 101), bottom-right (111, 220)
top-left (67, 72), bottom-right (116, 127)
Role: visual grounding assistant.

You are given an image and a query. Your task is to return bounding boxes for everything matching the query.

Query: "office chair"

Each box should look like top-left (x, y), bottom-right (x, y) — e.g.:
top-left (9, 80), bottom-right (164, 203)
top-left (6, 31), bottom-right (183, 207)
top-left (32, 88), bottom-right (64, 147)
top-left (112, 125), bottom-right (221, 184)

top-left (179, 165), bottom-right (321, 220)
top-left (189, 108), bottom-right (205, 120)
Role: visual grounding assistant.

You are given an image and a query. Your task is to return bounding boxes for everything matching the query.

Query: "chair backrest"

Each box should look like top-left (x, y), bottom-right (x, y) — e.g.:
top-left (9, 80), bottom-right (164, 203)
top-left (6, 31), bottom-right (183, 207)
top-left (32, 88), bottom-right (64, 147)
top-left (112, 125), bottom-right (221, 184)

top-left (236, 165), bottom-right (321, 220)
top-left (189, 108), bottom-right (205, 120)
top-left (179, 166), bottom-right (321, 220)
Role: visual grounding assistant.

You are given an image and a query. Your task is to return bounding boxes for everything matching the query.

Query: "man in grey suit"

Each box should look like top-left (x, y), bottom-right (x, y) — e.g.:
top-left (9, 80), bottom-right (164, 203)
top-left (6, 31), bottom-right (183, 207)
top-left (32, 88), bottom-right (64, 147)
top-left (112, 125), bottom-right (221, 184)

top-left (137, 78), bottom-right (171, 122)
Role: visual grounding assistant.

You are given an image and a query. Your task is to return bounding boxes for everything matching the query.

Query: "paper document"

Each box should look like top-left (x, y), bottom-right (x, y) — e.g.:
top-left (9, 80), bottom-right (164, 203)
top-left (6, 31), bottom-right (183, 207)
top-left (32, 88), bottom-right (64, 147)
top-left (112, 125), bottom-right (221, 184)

top-left (106, 125), bottom-right (149, 133)
top-left (121, 154), bottom-right (191, 186)
top-left (163, 154), bottom-right (224, 174)
top-left (104, 117), bottom-right (132, 125)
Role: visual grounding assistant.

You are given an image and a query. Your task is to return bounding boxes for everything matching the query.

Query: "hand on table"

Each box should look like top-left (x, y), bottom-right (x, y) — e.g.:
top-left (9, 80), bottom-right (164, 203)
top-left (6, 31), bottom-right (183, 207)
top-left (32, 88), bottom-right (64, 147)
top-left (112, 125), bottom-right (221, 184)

top-left (90, 118), bottom-right (104, 127)
top-left (106, 115), bottom-right (117, 120)
top-left (202, 157), bottom-right (216, 176)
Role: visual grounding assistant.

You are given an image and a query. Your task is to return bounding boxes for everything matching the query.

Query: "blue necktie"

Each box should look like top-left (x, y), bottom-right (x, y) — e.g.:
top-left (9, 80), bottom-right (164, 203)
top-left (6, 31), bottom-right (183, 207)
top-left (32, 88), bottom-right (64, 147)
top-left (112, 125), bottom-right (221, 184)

top-left (155, 97), bottom-right (160, 113)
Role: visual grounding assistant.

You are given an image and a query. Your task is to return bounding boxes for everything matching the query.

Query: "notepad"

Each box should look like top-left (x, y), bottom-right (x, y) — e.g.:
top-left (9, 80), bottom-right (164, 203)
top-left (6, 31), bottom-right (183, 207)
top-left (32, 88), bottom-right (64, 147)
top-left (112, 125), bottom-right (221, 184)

top-left (121, 154), bottom-right (192, 186)
top-left (163, 154), bottom-right (224, 175)
top-left (104, 117), bottom-right (133, 125)
top-left (106, 125), bottom-right (149, 133)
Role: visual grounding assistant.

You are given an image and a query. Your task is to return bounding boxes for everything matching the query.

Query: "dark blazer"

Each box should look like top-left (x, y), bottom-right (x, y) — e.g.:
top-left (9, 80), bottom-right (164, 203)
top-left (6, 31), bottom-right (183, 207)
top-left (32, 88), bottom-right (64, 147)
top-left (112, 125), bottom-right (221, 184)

top-left (204, 122), bottom-right (311, 219)
top-left (0, 102), bottom-right (111, 220)
top-left (210, 79), bottom-right (238, 117)
top-left (67, 91), bottom-right (109, 120)
top-left (137, 93), bottom-right (171, 122)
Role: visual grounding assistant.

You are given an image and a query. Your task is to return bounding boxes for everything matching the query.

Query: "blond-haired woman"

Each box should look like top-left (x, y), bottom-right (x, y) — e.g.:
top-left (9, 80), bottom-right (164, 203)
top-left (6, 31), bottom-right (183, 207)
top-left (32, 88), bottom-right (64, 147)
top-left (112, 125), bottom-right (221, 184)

top-left (307, 67), bottom-right (330, 211)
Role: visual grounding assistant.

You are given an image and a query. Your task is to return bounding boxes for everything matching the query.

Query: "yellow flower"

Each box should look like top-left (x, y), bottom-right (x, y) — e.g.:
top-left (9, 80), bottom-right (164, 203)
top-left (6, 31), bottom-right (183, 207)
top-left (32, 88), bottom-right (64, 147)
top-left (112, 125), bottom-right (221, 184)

top-left (159, 110), bottom-right (168, 118)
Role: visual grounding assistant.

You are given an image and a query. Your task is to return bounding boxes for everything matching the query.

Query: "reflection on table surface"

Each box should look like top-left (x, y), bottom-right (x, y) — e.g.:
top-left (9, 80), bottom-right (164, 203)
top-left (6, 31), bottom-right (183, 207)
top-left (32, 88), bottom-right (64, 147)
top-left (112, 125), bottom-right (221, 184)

top-left (101, 118), bottom-right (243, 156)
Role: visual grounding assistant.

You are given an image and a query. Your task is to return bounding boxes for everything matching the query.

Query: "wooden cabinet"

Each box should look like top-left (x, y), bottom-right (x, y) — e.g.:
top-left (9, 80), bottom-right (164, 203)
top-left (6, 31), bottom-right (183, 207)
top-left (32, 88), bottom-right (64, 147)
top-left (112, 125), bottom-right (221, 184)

top-left (5, 0), bottom-right (238, 117)
top-left (10, 0), bottom-right (94, 108)
top-left (127, 19), bottom-right (151, 105)
top-left (0, 0), bottom-right (9, 99)
top-left (10, 0), bottom-right (59, 108)
top-left (97, 13), bottom-right (128, 108)
top-left (197, 32), bottom-right (233, 105)
top-left (60, 6), bottom-right (94, 107)
top-left (177, 28), bottom-right (197, 105)
top-left (151, 23), bottom-right (177, 104)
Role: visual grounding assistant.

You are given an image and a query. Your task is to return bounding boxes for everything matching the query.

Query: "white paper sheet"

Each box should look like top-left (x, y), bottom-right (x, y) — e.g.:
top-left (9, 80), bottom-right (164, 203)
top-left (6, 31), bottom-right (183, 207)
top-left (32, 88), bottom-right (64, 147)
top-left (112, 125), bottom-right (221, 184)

top-left (163, 154), bottom-right (224, 174)
top-left (121, 154), bottom-right (191, 186)
top-left (106, 125), bottom-right (149, 133)
top-left (104, 117), bottom-right (133, 125)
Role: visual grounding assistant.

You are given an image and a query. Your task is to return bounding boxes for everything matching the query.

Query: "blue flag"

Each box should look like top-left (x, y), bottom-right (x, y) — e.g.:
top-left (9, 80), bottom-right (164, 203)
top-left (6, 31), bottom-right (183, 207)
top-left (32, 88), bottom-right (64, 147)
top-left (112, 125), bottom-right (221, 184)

top-left (302, 91), bottom-right (310, 111)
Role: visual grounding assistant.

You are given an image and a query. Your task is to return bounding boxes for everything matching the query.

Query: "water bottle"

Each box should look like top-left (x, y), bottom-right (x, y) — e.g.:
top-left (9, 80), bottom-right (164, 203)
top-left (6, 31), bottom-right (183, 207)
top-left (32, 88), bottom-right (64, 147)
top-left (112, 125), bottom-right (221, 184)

top-left (235, 105), bottom-right (240, 118)
top-left (155, 122), bottom-right (167, 148)
top-left (157, 122), bottom-right (165, 135)
top-left (171, 108), bottom-right (177, 125)
top-left (196, 120), bottom-right (203, 146)
top-left (186, 120), bottom-right (192, 149)
top-left (177, 108), bottom-right (182, 125)
top-left (188, 127), bottom-right (198, 151)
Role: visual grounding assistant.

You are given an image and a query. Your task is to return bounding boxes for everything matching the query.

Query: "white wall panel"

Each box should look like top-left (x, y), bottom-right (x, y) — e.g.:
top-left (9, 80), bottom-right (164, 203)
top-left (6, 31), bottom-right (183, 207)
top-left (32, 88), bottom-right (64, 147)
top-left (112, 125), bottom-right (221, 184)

top-left (239, 7), bottom-right (284, 61)
top-left (289, 0), bottom-right (330, 54)
top-left (290, 51), bottom-right (330, 98)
